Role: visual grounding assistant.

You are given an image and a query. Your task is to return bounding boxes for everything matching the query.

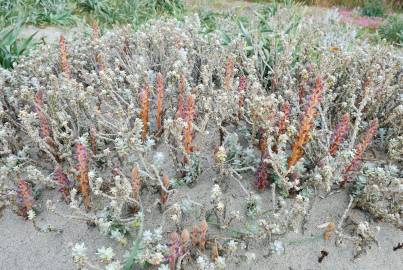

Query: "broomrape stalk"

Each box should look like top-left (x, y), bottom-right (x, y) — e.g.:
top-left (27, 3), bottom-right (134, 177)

top-left (199, 220), bottom-right (208, 252)
top-left (89, 125), bottom-right (97, 155)
top-left (278, 101), bottom-right (290, 135)
top-left (256, 159), bottom-right (269, 191)
top-left (160, 175), bottom-right (170, 206)
top-left (34, 89), bottom-right (51, 138)
top-left (140, 83), bottom-right (150, 142)
top-left (288, 77), bottom-right (324, 169)
top-left (59, 35), bottom-right (71, 79)
top-left (16, 179), bottom-right (33, 218)
top-left (329, 113), bottom-right (350, 156)
top-left (53, 166), bottom-right (74, 203)
top-left (341, 119), bottom-right (378, 186)
top-left (176, 75), bottom-right (185, 119)
top-left (76, 143), bottom-right (90, 210)
top-left (131, 165), bottom-right (141, 202)
top-left (156, 73), bottom-right (164, 131)
top-left (192, 224), bottom-right (199, 247)
top-left (92, 21), bottom-right (104, 73)
top-left (183, 95), bottom-right (195, 156)
top-left (224, 56), bottom-right (234, 91)
top-left (258, 127), bottom-right (268, 158)
top-left (238, 75), bottom-right (247, 117)
top-left (92, 20), bottom-right (99, 41)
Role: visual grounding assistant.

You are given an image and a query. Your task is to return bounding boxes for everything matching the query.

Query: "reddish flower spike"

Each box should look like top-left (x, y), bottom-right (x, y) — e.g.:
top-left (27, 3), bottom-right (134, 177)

top-left (256, 160), bottom-right (269, 191)
top-left (16, 180), bottom-right (33, 218)
top-left (341, 119), bottom-right (378, 186)
top-left (59, 35), bottom-right (71, 79)
top-left (76, 143), bottom-right (90, 209)
top-left (329, 113), bottom-right (350, 156)
top-left (278, 101), bottom-right (290, 135)
top-left (34, 89), bottom-right (51, 138)
top-left (53, 166), bottom-right (74, 203)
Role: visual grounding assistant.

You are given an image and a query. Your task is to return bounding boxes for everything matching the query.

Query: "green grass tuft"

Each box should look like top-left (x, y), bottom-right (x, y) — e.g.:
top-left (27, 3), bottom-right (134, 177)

top-left (379, 15), bottom-right (403, 45)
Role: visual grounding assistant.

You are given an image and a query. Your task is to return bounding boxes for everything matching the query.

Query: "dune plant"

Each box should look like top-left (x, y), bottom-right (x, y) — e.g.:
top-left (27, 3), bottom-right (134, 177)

top-left (0, 25), bottom-right (35, 69)
top-left (379, 15), bottom-right (403, 45)
top-left (0, 10), bottom-right (401, 269)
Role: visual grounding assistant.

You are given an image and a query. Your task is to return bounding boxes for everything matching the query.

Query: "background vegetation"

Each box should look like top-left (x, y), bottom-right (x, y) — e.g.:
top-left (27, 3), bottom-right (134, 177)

top-left (0, 0), bottom-right (401, 69)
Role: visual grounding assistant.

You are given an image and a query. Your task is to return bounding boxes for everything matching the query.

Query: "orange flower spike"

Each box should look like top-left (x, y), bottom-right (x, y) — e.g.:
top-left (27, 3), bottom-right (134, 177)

top-left (224, 56), bottom-right (234, 91)
top-left (288, 77), bottom-right (324, 169)
top-left (59, 34), bottom-right (71, 79)
top-left (160, 175), bottom-right (170, 205)
top-left (140, 83), bottom-right (150, 142)
top-left (185, 94), bottom-right (195, 123)
top-left (131, 165), bottom-right (141, 201)
top-left (329, 113), bottom-right (350, 156)
top-left (156, 73), bottom-right (164, 131)
top-left (76, 143), bottom-right (90, 210)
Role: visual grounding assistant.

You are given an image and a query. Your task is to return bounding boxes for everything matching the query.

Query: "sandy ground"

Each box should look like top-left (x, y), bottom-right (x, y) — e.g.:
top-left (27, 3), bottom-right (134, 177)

top-left (1, 186), bottom-right (402, 270)
top-left (20, 26), bottom-right (78, 44)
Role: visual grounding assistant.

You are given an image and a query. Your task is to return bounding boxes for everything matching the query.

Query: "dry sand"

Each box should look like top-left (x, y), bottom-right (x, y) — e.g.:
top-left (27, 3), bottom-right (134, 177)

top-left (1, 186), bottom-right (402, 270)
